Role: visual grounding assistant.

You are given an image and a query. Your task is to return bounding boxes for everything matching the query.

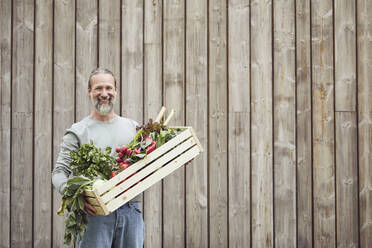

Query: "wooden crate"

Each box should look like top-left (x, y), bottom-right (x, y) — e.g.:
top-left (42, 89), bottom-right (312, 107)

top-left (84, 126), bottom-right (203, 215)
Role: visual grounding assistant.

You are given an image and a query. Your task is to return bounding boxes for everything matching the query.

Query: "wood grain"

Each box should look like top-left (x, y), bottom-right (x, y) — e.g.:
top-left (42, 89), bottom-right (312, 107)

top-left (163, 0), bottom-right (185, 247)
top-left (76, 0), bottom-right (97, 121)
top-left (53, 0), bottom-right (75, 247)
top-left (250, 0), bottom-right (273, 246)
top-left (335, 0), bottom-right (356, 112)
top-left (311, 0), bottom-right (336, 246)
top-left (185, 0), bottom-right (208, 247)
top-left (273, 0), bottom-right (296, 247)
top-left (296, 0), bottom-right (313, 246)
top-left (209, 0), bottom-right (228, 246)
top-left (99, 0), bottom-right (121, 114)
top-left (335, 112), bottom-right (359, 247)
top-left (121, 0), bottom-right (144, 211)
top-left (143, 1), bottom-right (163, 247)
top-left (0, 0), bottom-right (11, 247)
top-left (34, 0), bottom-right (53, 247)
top-left (296, 1), bottom-right (313, 247)
top-left (357, 0), bottom-right (372, 246)
top-left (121, 0), bottom-right (143, 122)
top-left (228, 0), bottom-right (250, 247)
top-left (11, 0), bottom-right (34, 247)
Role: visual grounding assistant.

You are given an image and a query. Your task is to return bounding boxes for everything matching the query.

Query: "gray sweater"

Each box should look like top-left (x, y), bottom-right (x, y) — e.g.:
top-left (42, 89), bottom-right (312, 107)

top-left (52, 114), bottom-right (142, 202)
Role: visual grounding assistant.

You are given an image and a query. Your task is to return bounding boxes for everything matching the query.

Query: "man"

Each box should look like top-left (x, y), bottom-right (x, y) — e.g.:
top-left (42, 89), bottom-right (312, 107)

top-left (52, 68), bottom-right (144, 248)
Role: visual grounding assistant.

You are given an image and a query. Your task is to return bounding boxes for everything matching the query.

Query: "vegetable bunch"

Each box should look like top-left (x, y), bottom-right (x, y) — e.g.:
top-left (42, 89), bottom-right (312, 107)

top-left (57, 176), bottom-right (94, 245)
top-left (110, 119), bottom-right (182, 178)
top-left (58, 141), bottom-right (117, 245)
top-left (70, 140), bottom-right (117, 180)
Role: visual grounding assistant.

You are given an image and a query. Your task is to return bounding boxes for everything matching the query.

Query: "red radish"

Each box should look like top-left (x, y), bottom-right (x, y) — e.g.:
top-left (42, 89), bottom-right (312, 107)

top-left (110, 170), bottom-right (119, 178)
top-left (122, 146), bottom-right (128, 153)
top-left (118, 152), bottom-right (124, 158)
top-left (146, 144), bottom-right (156, 154)
top-left (126, 148), bottom-right (132, 156)
top-left (116, 157), bottom-right (122, 163)
top-left (115, 147), bottom-right (121, 153)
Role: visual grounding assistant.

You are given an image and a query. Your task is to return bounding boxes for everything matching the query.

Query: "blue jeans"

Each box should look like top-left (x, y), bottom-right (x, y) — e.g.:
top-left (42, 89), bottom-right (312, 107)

top-left (77, 202), bottom-right (145, 248)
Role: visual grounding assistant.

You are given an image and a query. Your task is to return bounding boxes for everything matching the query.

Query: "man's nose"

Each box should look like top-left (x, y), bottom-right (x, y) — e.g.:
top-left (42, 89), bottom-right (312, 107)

top-left (101, 89), bottom-right (109, 97)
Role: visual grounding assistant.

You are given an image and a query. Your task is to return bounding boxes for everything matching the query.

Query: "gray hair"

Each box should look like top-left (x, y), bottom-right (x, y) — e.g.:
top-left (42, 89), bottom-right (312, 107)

top-left (88, 67), bottom-right (117, 89)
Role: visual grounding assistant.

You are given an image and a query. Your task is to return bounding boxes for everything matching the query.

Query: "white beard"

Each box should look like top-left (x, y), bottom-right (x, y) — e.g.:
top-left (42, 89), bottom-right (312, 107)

top-left (91, 95), bottom-right (115, 116)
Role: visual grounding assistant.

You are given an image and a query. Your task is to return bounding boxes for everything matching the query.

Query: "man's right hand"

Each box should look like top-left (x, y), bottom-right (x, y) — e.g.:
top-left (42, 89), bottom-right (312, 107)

top-left (82, 192), bottom-right (98, 216)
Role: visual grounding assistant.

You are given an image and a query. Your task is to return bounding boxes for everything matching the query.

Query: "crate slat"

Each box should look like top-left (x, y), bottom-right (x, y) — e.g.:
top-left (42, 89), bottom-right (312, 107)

top-left (96, 128), bottom-right (192, 195)
top-left (106, 145), bottom-right (201, 213)
top-left (101, 137), bottom-right (197, 204)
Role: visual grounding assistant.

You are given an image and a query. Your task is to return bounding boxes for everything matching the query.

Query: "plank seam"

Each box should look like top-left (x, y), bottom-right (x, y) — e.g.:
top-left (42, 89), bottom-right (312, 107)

top-left (184, 0), bottom-right (187, 247)
top-left (74, 0), bottom-right (77, 123)
top-left (119, 0), bottom-right (122, 116)
top-left (32, 0), bottom-right (36, 246)
top-left (226, 0), bottom-right (230, 246)
top-left (309, 0), bottom-right (315, 246)
top-left (51, 1), bottom-right (55, 246)
top-left (332, 0), bottom-right (338, 246)
top-left (354, 0), bottom-right (361, 246)
top-left (142, 0), bottom-right (146, 221)
top-left (9, 0), bottom-right (13, 246)
top-left (207, 0), bottom-right (211, 246)
top-left (161, 0), bottom-right (164, 246)
top-left (294, 0), bottom-right (299, 247)
top-left (271, 0), bottom-right (275, 247)
top-left (249, 0), bottom-right (252, 247)
top-left (97, 0), bottom-right (99, 67)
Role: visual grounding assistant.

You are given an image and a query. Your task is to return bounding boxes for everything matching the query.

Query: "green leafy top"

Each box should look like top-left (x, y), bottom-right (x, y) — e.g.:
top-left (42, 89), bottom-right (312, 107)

top-left (70, 140), bottom-right (118, 180)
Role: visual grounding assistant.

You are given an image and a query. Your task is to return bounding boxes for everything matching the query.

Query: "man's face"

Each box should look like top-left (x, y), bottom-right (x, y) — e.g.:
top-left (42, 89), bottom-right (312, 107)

top-left (88, 73), bottom-right (117, 116)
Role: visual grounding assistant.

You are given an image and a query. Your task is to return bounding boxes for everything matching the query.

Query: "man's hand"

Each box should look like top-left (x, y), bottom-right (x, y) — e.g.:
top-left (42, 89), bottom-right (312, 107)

top-left (82, 192), bottom-right (98, 216)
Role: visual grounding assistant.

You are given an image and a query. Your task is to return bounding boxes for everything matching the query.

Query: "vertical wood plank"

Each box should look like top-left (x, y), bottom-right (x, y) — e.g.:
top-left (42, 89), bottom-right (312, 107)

top-left (0, 0), bottom-right (11, 247)
top-left (11, 0), bottom-right (34, 246)
top-left (273, 0), bottom-right (296, 247)
top-left (34, 0), bottom-right (52, 247)
top-left (209, 0), bottom-right (228, 246)
top-left (335, 112), bottom-right (359, 247)
top-left (185, 0), bottom-right (208, 247)
top-left (121, 0), bottom-right (144, 211)
top-left (357, 0), bottom-right (372, 246)
top-left (227, 0), bottom-right (250, 247)
top-left (335, 0), bottom-right (356, 112)
top-left (53, 0), bottom-right (75, 247)
top-left (296, 0), bottom-right (313, 246)
top-left (163, 0), bottom-right (185, 247)
top-left (99, 0), bottom-right (121, 114)
top-left (250, 0), bottom-right (274, 246)
top-left (76, 0), bottom-right (97, 121)
top-left (143, 1), bottom-right (163, 247)
top-left (121, 0), bottom-right (143, 122)
top-left (311, 0), bottom-right (336, 246)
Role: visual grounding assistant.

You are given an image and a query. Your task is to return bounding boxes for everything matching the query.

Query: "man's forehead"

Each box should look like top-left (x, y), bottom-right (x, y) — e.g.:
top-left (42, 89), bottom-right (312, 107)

top-left (91, 73), bottom-right (115, 87)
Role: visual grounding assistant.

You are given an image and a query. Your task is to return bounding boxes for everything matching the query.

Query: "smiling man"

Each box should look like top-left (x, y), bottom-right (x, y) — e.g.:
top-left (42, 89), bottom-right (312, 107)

top-left (52, 68), bottom-right (144, 248)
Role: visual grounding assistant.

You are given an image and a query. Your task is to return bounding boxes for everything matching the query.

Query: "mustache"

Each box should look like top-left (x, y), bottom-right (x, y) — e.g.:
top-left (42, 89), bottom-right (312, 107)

top-left (97, 96), bottom-right (113, 102)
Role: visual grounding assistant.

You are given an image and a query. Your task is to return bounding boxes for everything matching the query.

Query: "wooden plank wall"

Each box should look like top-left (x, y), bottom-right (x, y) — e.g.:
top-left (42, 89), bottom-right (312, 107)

top-left (0, 0), bottom-right (371, 247)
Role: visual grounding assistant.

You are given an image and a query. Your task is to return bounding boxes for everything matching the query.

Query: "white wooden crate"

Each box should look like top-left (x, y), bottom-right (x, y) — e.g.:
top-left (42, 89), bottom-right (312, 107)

top-left (84, 126), bottom-right (203, 216)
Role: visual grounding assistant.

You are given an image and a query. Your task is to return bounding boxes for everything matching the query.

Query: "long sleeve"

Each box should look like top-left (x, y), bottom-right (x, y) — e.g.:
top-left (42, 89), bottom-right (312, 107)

top-left (52, 132), bottom-right (80, 194)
